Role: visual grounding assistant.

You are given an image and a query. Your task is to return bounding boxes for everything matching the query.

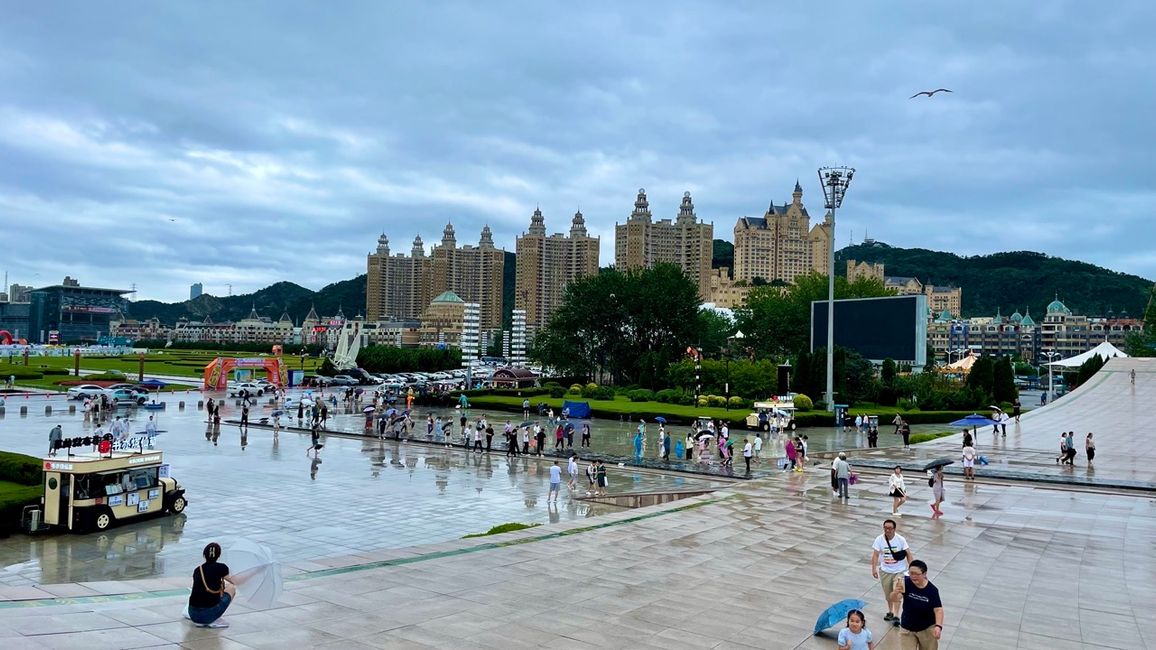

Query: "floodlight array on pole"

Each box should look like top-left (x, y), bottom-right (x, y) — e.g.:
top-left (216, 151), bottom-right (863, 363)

top-left (818, 166), bottom-right (855, 412)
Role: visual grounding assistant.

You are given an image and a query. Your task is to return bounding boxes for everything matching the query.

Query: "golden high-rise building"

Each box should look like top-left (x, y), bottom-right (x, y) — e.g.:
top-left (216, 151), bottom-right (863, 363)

top-left (515, 207), bottom-right (600, 330)
top-left (614, 189), bottom-right (713, 298)
top-left (430, 223), bottom-right (505, 331)
top-left (365, 234), bottom-right (431, 322)
top-left (733, 181), bottom-right (832, 285)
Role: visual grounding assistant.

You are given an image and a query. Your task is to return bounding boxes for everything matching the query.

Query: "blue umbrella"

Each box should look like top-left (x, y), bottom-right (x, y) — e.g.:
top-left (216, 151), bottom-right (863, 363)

top-left (814, 598), bottom-right (867, 634)
top-left (949, 413), bottom-right (998, 427)
top-left (654, 416), bottom-right (667, 423)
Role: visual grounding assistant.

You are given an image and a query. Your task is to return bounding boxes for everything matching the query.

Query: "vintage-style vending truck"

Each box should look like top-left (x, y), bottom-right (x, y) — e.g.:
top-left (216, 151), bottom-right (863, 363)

top-left (31, 450), bottom-right (187, 532)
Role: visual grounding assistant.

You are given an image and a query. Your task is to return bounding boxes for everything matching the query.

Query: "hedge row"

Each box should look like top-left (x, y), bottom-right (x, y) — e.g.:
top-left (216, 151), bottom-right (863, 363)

top-left (0, 451), bottom-right (43, 486)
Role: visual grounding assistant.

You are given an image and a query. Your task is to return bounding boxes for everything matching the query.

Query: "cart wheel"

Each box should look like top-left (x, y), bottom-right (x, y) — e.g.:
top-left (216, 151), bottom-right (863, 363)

top-left (169, 495), bottom-right (187, 513)
top-left (94, 509), bottom-right (113, 531)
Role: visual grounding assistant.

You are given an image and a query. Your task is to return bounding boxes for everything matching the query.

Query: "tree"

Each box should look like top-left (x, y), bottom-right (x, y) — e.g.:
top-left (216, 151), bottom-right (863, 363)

top-left (881, 358), bottom-right (897, 386)
top-left (966, 356), bottom-right (995, 399)
top-left (992, 356), bottom-right (1018, 403)
top-left (531, 264), bottom-right (703, 387)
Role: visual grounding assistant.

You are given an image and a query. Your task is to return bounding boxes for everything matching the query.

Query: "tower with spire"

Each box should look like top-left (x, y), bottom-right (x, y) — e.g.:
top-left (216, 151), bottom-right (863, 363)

top-left (366, 230), bottom-right (432, 322)
top-left (515, 206), bottom-right (601, 330)
top-left (615, 189), bottom-right (714, 299)
top-left (430, 224), bottom-right (505, 330)
top-left (733, 180), bottom-right (832, 286)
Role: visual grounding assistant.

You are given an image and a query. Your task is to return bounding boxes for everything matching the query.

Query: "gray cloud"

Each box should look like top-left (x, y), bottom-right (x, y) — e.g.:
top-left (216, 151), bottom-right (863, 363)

top-left (1, 2), bottom-right (1153, 302)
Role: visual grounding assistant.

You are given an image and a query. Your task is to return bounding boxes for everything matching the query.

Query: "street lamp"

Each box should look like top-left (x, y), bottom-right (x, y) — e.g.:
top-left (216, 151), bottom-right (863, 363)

top-left (1042, 350), bottom-right (1060, 404)
top-left (724, 330), bottom-right (745, 411)
top-left (818, 166), bottom-right (855, 411)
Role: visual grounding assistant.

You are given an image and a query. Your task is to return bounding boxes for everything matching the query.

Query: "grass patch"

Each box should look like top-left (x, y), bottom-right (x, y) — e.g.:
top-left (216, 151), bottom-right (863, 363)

top-left (462, 522), bottom-right (541, 539)
top-left (909, 431), bottom-right (956, 444)
top-left (0, 351), bottom-right (323, 381)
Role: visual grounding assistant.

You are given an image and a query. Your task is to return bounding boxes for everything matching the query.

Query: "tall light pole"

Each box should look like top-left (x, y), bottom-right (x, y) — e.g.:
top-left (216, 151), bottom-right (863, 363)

top-left (1042, 349), bottom-right (1059, 404)
top-left (818, 166), bottom-right (855, 411)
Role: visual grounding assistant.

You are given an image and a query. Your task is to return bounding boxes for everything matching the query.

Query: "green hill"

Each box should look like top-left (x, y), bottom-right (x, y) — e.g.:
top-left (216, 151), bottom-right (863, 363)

top-left (836, 242), bottom-right (1152, 318)
top-left (129, 276), bottom-right (368, 325)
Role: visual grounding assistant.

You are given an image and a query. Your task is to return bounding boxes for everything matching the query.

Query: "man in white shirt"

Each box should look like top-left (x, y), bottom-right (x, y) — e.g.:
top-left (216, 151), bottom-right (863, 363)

top-left (567, 455), bottom-right (579, 490)
top-left (871, 519), bottom-right (915, 626)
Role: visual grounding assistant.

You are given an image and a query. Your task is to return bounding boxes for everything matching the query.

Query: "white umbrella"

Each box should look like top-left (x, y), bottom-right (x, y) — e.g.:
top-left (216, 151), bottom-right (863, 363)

top-left (222, 539), bottom-right (282, 610)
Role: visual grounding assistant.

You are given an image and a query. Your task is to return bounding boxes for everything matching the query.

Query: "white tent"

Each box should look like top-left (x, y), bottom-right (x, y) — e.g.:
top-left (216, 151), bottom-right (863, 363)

top-left (1046, 341), bottom-right (1128, 368)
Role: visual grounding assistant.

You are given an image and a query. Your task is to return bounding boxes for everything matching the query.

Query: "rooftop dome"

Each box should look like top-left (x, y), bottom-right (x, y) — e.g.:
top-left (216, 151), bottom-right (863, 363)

top-left (431, 290), bottom-right (464, 304)
top-left (1046, 298), bottom-right (1071, 316)
top-left (1009, 310), bottom-right (1023, 323)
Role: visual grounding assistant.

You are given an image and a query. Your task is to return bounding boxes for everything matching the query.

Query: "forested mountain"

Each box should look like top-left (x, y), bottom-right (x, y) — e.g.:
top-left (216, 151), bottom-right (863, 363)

top-left (836, 242), bottom-right (1152, 317)
top-left (128, 276), bottom-right (368, 325)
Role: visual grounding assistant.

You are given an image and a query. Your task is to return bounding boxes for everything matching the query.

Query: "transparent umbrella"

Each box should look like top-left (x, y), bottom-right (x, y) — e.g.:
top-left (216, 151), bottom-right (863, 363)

top-left (222, 539), bottom-right (282, 610)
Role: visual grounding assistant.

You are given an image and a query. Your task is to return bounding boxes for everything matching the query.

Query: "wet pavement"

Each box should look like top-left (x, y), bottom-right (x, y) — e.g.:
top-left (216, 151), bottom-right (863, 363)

top-left (0, 366), bottom-right (1152, 648)
top-left (0, 394), bottom-right (731, 587)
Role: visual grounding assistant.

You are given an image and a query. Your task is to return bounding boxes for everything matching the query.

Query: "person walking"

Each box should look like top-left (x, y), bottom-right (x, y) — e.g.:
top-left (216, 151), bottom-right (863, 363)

top-left (595, 460), bottom-right (607, 496)
top-left (581, 423), bottom-right (591, 447)
top-left (1085, 432), bottom-right (1096, 466)
top-left (929, 467), bottom-right (945, 518)
top-left (472, 426), bottom-right (483, 453)
top-left (837, 608), bottom-right (875, 650)
top-left (485, 424), bottom-right (494, 452)
top-left (900, 422), bottom-right (911, 450)
top-left (522, 398), bottom-right (530, 419)
top-left (785, 436), bottom-right (798, 471)
top-left (585, 459), bottom-right (596, 495)
top-left (871, 519), bottom-right (913, 627)
top-left (535, 425), bottom-right (546, 457)
top-left (888, 466), bottom-right (909, 516)
top-left (187, 542), bottom-right (235, 628)
top-left (867, 426), bottom-right (879, 449)
top-left (834, 452), bottom-right (851, 500)
top-left (240, 403), bottom-right (249, 430)
top-left (548, 461), bottom-right (562, 503)
top-left (567, 454), bottom-right (579, 490)
top-left (752, 434), bottom-right (763, 464)
top-left (48, 424), bottom-right (63, 457)
top-left (890, 559), bottom-right (944, 648)
top-left (521, 426), bottom-right (530, 455)
top-left (742, 438), bottom-right (753, 474)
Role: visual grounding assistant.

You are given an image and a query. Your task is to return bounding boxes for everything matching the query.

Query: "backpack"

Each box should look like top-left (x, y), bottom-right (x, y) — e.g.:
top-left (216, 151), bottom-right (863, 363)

top-left (928, 474), bottom-right (936, 488)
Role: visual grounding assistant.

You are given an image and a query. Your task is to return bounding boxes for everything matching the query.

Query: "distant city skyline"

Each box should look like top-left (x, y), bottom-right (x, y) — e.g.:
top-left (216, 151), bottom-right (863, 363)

top-left (1, 3), bottom-right (1153, 302)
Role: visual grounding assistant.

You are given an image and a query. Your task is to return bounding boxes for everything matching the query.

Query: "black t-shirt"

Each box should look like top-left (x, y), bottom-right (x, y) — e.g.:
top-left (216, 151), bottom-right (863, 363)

top-left (189, 562), bottom-right (230, 609)
top-left (901, 576), bottom-right (942, 632)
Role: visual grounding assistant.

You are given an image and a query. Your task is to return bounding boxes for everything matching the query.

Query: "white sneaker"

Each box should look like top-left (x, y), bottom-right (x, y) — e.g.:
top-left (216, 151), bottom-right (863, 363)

top-left (196, 619), bottom-right (229, 629)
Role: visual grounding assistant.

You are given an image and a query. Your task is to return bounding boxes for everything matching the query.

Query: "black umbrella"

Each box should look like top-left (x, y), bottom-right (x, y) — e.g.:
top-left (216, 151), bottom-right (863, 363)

top-left (922, 458), bottom-right (955, 471)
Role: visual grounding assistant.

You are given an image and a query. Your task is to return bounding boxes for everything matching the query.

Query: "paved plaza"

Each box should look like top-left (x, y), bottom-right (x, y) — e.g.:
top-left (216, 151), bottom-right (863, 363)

top-left (0, 359), bottom-right (1152, 648)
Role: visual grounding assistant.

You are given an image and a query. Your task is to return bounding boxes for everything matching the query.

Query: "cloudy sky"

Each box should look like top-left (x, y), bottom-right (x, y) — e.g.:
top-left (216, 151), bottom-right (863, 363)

top-left (2, 2), bottom-right (1153, 302)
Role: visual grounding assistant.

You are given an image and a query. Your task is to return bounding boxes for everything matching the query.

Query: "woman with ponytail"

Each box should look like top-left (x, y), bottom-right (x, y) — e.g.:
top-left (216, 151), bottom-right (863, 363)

top-left (187, 542), bottom-right (235, 628)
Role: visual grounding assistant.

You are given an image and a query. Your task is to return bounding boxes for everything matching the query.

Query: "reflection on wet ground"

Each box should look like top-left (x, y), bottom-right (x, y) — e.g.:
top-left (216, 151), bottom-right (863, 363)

top-left (0, 393), bottom-right (731, 586)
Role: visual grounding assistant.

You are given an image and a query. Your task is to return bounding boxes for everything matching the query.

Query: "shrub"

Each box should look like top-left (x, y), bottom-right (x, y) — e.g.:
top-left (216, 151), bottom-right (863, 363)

top-left (581, 383), bottom-right (599, 397)
top-left (696, 395), bottom-right (709, 408)
top-left (0, 368), bottom-right (44, 380)
top-left (627, 389), bottom-right (655, 403)
top-left (792, 394), bottom-right (813, 411)
top-left (547, 385), bottom-right (566, 398)
top-left (567, 383), bottom-right (584, 396)
top-left (706, 395), bottom-right (726, 408)
top-left (654, 388), bottom-right (678, 403)
top-left (591, 386), bottom-right (615, 401)
top-left (41, 368), bottom-right (70, 376)
top-left (0, 451), bottom-right (43, 486)
top-left (86, 370), bottom-right (127, 381)
top-left (897, 397), bottom-right (916, 410)
top-left (677, 393), bottom-right (695, 406)
top-left (727, 396), bottom-right (746, 408)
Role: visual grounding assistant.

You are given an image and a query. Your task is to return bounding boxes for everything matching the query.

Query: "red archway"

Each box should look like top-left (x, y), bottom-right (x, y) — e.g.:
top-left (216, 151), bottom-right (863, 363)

top-left (202, 356), bottom-right (285, 390)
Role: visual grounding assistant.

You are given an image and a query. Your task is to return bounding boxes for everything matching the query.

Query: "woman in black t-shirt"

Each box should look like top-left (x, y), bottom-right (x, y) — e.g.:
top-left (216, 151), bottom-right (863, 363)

top-left (187, 542), bottom-right (235, 628)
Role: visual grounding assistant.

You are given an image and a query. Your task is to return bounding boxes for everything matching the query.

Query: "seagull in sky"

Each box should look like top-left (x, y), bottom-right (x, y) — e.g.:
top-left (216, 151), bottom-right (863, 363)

top-left (909, 88), bottom-right (952, 99)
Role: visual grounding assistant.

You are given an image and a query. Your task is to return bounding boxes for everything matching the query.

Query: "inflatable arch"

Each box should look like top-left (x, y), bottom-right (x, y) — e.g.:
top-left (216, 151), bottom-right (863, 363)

top-left (0, 330), bottom-right (27, 345)
top-left (202, 356), bottom-right (285, 390)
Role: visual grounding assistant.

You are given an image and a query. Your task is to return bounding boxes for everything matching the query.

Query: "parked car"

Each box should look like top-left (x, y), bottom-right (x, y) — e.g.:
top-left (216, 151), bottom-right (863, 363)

top-left (67, 384), bottom-right (107, 400)
top-left (227, 382), bottom-right (265, 397)
top-left (329, 375), bottom-right (359, 386)
top-left (104, 388), bottom-right (147, 406)
top-left (105, 383), bottom-right (149, 397)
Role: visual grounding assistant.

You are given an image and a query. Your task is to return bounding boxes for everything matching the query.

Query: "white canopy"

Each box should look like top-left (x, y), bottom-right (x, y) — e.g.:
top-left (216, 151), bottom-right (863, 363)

top-left (1046, 341), bottom-right (1128, 368)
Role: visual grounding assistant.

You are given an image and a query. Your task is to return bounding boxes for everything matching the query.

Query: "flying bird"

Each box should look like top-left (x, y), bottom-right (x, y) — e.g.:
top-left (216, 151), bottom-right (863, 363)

top-left (909, 88), bottom-right (952, 99)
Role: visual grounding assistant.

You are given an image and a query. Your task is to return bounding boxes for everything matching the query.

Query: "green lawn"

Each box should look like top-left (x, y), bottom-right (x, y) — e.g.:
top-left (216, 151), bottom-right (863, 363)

top-left (464, 393), bottom-right (976, 427)
top-left (2, 350), bottom-right (319, 392)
